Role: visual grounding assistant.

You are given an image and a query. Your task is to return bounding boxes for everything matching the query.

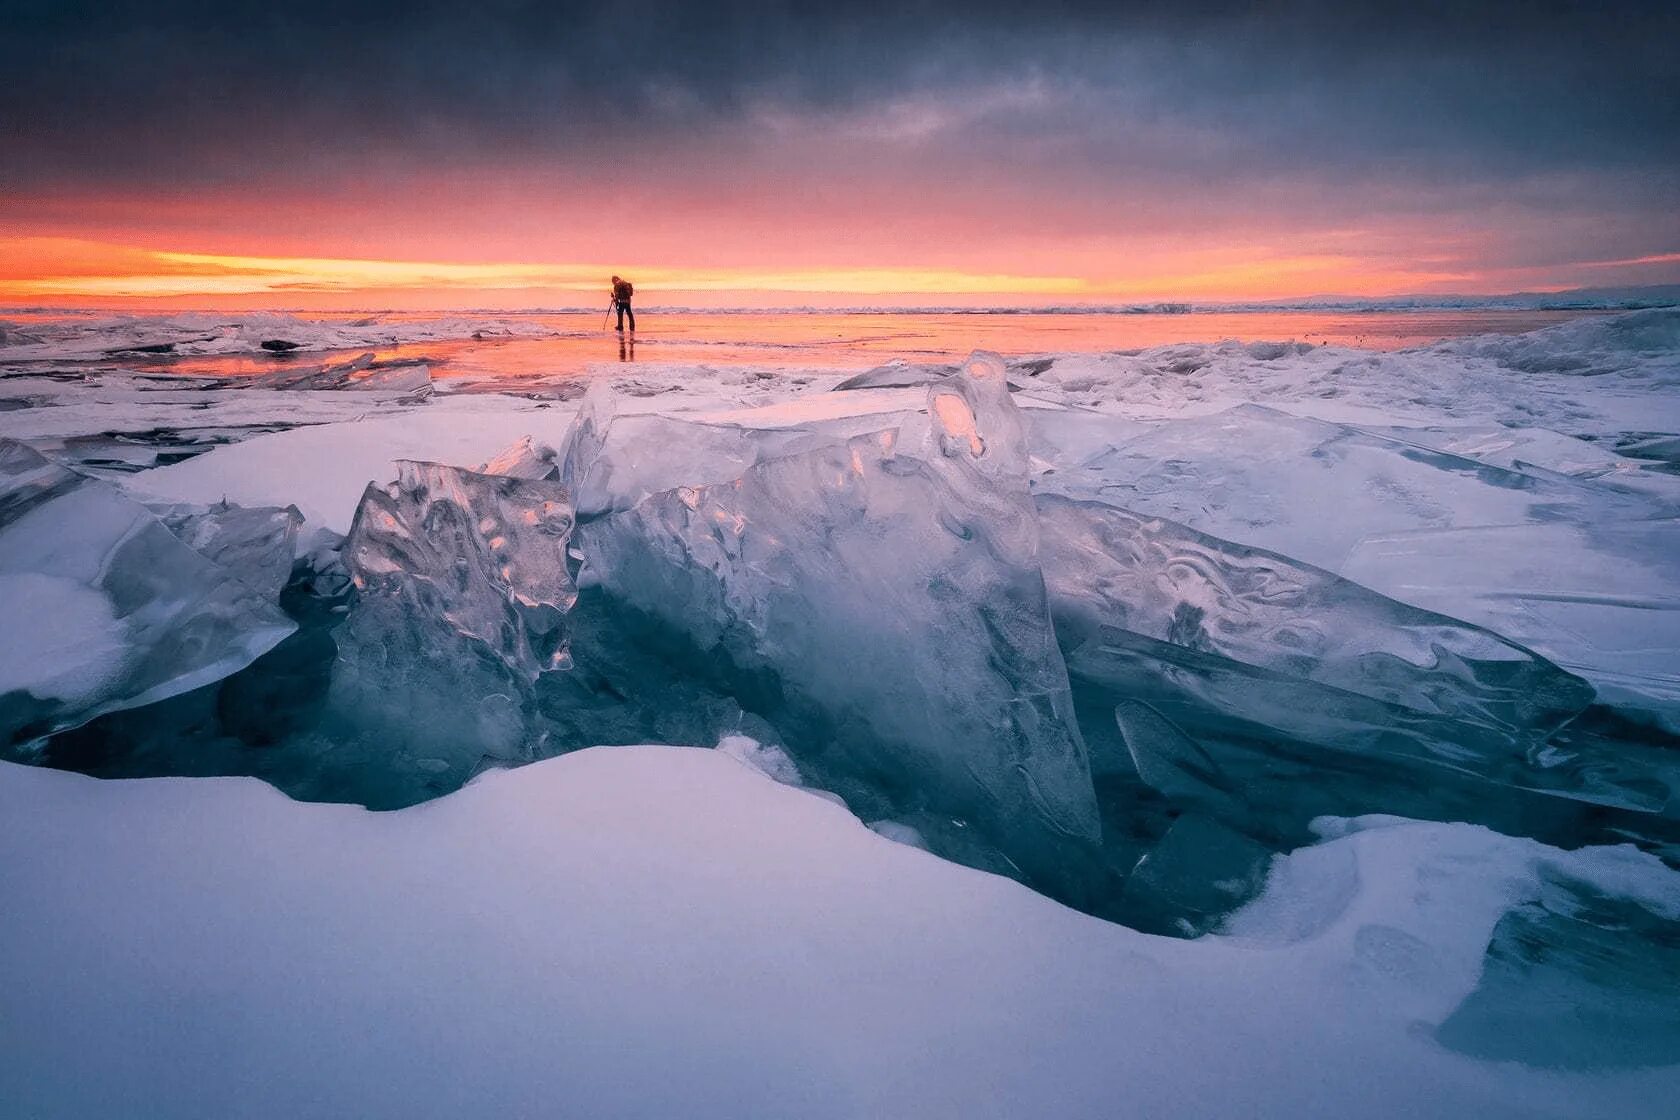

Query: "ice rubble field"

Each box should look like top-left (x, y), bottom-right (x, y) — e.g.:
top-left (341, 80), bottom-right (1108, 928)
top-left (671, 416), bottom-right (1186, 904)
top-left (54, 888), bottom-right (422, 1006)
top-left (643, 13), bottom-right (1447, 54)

top-left (3, 309), bottom-right (1680, 1117)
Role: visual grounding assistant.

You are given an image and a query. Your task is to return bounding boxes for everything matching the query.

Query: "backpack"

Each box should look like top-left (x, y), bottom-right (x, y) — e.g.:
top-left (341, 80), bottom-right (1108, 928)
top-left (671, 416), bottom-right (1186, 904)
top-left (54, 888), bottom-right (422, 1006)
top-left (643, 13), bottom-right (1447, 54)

top-left (616, 280), bottom-right (634, 300)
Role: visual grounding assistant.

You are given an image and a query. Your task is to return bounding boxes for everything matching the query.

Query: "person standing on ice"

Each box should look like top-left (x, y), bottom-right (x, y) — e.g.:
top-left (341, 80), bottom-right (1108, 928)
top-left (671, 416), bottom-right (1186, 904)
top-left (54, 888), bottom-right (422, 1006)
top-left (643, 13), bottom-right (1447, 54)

top-left (609, 275), bottom-right (636, 333)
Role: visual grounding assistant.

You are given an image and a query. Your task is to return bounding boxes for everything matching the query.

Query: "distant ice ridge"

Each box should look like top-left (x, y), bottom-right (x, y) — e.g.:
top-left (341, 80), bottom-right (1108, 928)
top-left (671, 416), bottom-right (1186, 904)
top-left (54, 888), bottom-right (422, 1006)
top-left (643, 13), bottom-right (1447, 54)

top-left (1015, 307), bottom-right (1680, 438)
top-left (0, 311), bottom-right (548, 360)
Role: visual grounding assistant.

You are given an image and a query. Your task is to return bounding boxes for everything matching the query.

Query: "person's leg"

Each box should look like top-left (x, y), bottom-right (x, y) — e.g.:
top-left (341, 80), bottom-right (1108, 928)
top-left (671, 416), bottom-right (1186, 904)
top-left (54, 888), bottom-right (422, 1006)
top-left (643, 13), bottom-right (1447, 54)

top-left (625, 303), bottom-right (636, 332)
top-left (615, 302), bottom-right (625, 331)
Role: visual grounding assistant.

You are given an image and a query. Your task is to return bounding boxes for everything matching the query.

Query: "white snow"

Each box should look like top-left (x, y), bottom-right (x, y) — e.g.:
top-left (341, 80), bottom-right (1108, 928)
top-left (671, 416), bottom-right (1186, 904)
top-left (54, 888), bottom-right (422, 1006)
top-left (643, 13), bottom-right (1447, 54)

top-left (1, 749), bottom-right (1676, 1120)
top-left (0, 572), bottom-right (127, 701)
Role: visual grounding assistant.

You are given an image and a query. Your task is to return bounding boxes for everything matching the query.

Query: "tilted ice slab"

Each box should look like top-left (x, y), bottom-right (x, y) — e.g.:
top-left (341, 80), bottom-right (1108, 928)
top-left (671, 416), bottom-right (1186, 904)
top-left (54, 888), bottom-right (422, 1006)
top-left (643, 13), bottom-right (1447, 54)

top-left (322, 454), bottom-right (578, 803)
top-left (1043, 403), bottom-right (1669, 570)
top-left (1037, 493), bottom-right (1595, 735)
top-left (1079, 635), bottom-right (1678, 860)
top-left (0, 440), bottom-right (295, 748)
top-left (148, 500), bottom-right (304, 602)
top-left (1345, 518), bottom-right (1680, 729)
top-left (1032, 491), bottom-right (1680, 861)
top-left (572, 355), bottom-right (1103, 896)
top-left (242, 353), bottom-right (434, 395)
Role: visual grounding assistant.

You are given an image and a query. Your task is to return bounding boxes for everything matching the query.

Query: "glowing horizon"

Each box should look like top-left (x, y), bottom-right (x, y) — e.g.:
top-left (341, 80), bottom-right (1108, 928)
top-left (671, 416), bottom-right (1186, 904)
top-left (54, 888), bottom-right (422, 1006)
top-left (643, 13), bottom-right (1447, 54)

top-left (5, 236), bottom-right (1676, 312)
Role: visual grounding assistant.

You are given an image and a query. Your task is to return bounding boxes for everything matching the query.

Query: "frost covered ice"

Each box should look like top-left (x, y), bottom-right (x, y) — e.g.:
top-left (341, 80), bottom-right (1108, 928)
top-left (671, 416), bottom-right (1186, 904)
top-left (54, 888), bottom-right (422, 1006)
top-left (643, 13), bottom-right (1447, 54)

top-left (0, 440), bottom-right (296, 748)
top-left (1345, 517), bottom-right (1680, 727)
top-left (1040, 402), bottom-right (1668, 571)
top-left (558, 381), bottom-right (918, 518)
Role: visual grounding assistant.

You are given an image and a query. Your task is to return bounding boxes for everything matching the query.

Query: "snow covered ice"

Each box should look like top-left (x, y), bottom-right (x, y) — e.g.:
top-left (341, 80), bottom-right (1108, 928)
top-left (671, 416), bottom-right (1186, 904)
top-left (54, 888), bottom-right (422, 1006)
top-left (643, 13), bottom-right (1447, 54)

top-left (3, 749), bottom-right (1679, 1118)
top-left (3, 308), bottom-right (1680, 1112)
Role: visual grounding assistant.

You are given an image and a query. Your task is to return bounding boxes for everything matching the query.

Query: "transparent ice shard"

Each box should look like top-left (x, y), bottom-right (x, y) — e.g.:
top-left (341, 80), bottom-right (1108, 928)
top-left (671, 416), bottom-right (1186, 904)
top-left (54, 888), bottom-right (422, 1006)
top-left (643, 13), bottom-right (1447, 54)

top-left (1436, 859), bottom-right (1680, 1070)
top-left (150, 500), bottom-right (303, 602)
top-left (478, 436), bottom-right (560, 481)
top-left (1037, 492), bottom-right (1596, 736)
top-left (0, 439), bottom-right (295, 748)
top-left (573, 354), bottom-right (1102, 895)
top-left (324, 457), bottom-right (577, 800)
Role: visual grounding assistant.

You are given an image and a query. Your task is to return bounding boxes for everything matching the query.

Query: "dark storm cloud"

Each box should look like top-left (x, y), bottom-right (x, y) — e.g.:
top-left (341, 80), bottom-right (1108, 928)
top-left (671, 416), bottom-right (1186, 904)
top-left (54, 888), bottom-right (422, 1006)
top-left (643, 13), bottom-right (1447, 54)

top-left (2, 0), bottom-right (1676, 191)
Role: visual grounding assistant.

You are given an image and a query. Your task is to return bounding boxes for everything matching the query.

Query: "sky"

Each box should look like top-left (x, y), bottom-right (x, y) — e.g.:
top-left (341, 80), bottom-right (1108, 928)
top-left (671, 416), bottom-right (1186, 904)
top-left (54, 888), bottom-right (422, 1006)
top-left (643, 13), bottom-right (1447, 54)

top-left (2, 0), bottom-right (1677, 309)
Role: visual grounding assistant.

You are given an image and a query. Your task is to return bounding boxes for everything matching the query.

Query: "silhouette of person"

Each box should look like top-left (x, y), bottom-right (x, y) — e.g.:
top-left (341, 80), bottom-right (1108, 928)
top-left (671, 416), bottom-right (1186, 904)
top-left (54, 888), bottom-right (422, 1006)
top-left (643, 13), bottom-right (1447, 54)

top-left (610, 275), bottom-right (636, 333)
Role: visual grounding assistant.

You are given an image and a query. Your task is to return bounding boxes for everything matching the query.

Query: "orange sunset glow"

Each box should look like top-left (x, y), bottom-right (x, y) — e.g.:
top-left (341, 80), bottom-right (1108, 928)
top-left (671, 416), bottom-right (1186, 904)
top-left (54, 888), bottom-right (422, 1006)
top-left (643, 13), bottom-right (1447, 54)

top-left (4, 232), bottom-right (1675, 311)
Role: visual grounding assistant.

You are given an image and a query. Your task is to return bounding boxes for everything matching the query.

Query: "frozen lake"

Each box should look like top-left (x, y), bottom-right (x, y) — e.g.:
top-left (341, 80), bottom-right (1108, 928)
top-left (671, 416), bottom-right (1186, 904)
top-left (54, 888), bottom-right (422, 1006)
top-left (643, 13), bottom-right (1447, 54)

top-left (3, 306), bottom-right (1678, 1117)
top-left (0, 307), bottom-right (1619, 388)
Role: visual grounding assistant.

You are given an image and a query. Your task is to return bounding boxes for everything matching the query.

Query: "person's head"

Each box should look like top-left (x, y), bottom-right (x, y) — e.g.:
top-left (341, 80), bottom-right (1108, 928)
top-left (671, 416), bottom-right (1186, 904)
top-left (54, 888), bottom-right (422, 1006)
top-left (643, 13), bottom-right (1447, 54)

top-left (611, 275), bottom-right (621, 283)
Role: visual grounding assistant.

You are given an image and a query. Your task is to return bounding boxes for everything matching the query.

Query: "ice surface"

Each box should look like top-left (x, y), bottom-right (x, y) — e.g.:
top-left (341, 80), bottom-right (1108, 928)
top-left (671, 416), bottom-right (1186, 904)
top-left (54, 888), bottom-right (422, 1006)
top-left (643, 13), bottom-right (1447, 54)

top-left (0, 310), bottom-right (546, 361)
top-left (1040, 403), bottom-right (1667, 570)
top-left (0, 440), bottom-right (295, 747)
top-left (572, 354), bottom-right (1103, 898)
top-left (1344, 517), bottom-right (1680, 727)
top-left (5, 751), bottom-right (1679, 1118)
top-left (320, 456), bottom-right (577, 802)
top-left (6, 308), bottom-right (1680, 1099)
top-left (0, 368), bottom-right (444, 478)
top-left (1036, 492), bottom-right (1595, 733)
top-left (127, 394), bottom-right (574, 532)
top-left (149, 500), bottom-right (303, 601)
top-left (559, 382), bottom-right (920, 520)
top-left (7, 311), bottom-right (1679, 909)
